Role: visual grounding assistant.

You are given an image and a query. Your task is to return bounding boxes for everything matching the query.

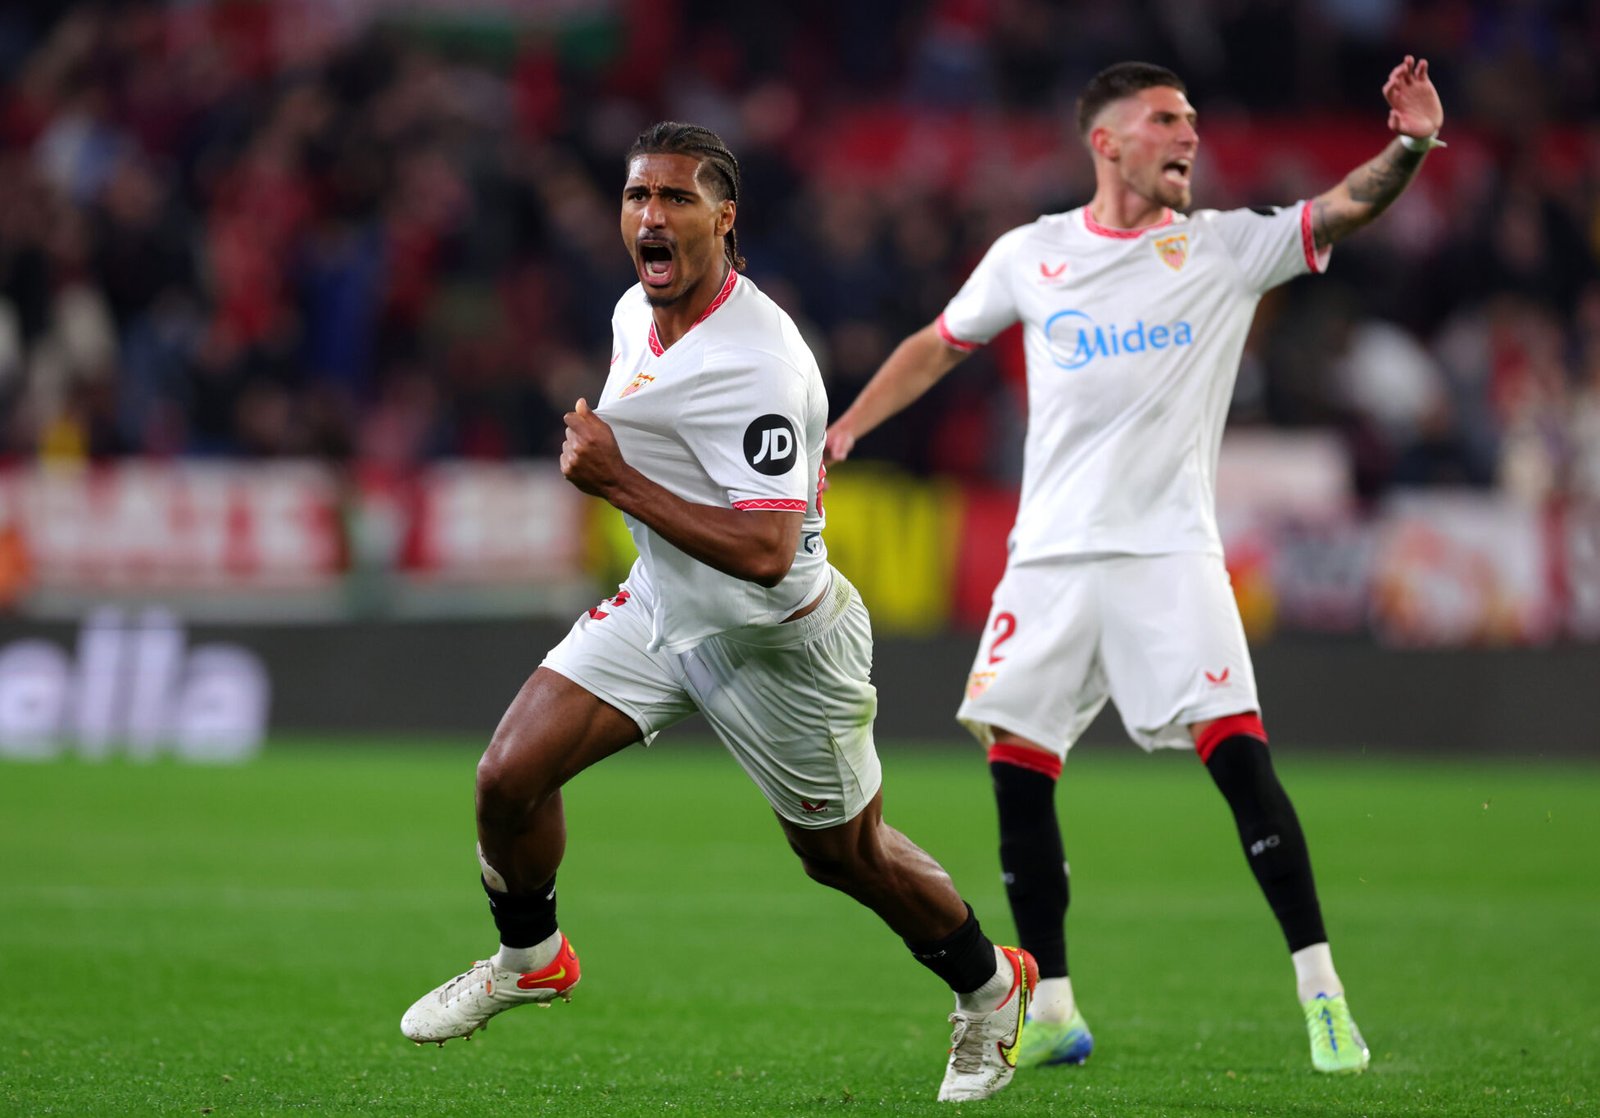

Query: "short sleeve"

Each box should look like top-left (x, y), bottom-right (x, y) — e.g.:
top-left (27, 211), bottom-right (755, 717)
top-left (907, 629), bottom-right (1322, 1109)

top-left (1210, 201), bottom-right (1329, 294)
top-left (937, 224), bottom-right (1031, 349)
top-left (688, 356), bottom-right (813, 512)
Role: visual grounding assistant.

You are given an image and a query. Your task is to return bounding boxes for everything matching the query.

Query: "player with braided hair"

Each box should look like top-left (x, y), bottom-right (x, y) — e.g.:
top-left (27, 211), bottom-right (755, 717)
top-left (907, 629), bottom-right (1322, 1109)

top-left (401, 122), bottom-right (1035, 1103)
top-left (627, 120), bottom-right (748, 273)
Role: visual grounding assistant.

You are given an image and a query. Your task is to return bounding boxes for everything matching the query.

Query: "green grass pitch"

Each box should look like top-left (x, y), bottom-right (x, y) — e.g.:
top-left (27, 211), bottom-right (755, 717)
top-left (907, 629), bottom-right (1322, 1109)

top-left (2, 738), bottom-right (1596, 1116)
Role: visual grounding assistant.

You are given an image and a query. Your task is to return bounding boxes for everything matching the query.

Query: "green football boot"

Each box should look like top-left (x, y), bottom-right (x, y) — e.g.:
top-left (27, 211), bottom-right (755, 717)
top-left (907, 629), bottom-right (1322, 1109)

top-left (1015, 1008), bottom-right (1094, 1068)
top-left (1303, 993), bottom-right (1369, 1074)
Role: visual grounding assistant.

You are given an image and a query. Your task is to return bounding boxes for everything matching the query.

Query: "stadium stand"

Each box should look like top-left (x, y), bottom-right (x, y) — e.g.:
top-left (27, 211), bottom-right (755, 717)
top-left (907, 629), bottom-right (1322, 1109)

top-left (1, 0), bottom-right (1596, 501)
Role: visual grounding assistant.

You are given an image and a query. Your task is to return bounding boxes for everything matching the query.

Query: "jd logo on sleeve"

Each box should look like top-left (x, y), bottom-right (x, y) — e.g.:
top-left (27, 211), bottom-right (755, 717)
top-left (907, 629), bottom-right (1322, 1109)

top-left (744, 415), bottom-right (798, 475)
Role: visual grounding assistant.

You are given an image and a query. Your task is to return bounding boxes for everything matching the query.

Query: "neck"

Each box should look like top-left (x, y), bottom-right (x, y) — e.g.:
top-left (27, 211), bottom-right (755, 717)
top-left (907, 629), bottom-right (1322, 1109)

top-left (1087, 181), bottom-right (1168, 232)
top-left (651, 258), bottom-right (731, 350)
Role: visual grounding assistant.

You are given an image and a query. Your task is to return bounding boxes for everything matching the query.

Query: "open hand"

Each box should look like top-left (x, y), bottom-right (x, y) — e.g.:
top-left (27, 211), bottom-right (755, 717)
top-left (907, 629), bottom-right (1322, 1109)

top-left (1383, 56), bottom-right (1444, 139)
top-left (823, 423), bottom-right (855, 465)
top-left (561, 398), bottom-right (625, 498)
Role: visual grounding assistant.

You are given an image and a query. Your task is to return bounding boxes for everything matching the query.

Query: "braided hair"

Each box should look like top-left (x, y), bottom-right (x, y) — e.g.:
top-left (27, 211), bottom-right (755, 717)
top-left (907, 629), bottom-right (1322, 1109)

top-left (626, 121), bottom-right (747, 272)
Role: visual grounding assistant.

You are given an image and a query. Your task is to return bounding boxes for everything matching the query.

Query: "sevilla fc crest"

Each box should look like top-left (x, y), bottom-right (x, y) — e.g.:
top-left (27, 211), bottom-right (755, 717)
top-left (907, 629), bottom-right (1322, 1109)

top-left (1154, 233), bottom-right (1188, 271)
top-left (619, 372), bottom-right (655, 398)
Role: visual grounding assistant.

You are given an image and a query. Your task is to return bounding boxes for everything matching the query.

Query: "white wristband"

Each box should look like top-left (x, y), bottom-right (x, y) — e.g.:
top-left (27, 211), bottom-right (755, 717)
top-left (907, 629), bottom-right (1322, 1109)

top-left (1399, 131), bottom-right (1446, 152)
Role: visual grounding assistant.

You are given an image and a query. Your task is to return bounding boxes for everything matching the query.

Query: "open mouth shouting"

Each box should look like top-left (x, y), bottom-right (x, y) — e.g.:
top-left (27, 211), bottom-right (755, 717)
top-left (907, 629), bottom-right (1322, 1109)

top-left (637, 237), bottom-right (676, 289)
top-left (1162, 157), bottom-right (1193, 188)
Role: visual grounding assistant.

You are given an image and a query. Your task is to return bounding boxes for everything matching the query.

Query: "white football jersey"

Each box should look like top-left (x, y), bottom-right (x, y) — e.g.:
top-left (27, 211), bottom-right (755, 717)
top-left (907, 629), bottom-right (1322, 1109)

top-left (597, 268), bottom-right (830, 654)
top-left (939, 202), bottom-right (1329, 561)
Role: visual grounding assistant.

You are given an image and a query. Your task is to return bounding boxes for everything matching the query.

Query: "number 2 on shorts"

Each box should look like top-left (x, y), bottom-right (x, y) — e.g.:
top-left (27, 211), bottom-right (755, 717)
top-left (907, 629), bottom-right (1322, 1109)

top-left (988, 611), bottom-right (1017, 664)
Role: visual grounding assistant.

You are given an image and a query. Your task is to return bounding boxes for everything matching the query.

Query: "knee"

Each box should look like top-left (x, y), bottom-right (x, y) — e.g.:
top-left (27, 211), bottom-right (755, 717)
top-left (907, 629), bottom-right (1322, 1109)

top-left (1204, 732), bottom-right (1283, 802)
top-left (474, 750), bottom-right (519, 828)
top-left (474, 749), bottom-right (512, 807)
top-left (788, 831), bottom-right (884, 896)
top-left (798, 852), bottom-right (877, 897)
top-left (794, 847), bottom-right (850, 891)
top-left (474, 733), bottom-right (555, 825)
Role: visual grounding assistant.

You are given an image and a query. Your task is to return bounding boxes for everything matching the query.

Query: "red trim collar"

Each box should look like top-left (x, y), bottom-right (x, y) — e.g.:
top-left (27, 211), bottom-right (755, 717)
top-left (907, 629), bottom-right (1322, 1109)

top-left (647, 267), bottom-right (740, 357)
top-left (1083, 206), bottom-right (1175, 240)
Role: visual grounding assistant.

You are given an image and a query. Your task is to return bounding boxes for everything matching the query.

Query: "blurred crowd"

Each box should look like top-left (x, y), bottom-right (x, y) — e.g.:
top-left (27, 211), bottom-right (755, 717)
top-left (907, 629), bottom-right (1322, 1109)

top-left (2, 0), bottom-right (1598, 502)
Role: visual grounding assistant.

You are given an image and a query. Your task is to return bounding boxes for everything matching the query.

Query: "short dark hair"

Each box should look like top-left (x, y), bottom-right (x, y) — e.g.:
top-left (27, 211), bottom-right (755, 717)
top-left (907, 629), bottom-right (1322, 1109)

top-left (626, 121), bottom-right (746, 272)
top-left (1076, 62), bottom-right (1187, 139)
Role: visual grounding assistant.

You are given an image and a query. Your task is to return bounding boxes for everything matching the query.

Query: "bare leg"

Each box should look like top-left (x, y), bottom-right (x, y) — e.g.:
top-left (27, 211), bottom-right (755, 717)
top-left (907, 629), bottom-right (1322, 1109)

top-left (474, 667), bottom-right (642, 892)
top-left (399, 668), bottom-right (641, 1043)
top-left (778, 788), bottom-right (969, 941)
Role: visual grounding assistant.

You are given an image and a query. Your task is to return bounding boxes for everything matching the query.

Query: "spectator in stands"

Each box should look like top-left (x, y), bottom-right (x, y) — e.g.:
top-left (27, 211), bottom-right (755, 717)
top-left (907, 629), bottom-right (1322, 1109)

top-left (0, 0), bottom-right (1591, 503)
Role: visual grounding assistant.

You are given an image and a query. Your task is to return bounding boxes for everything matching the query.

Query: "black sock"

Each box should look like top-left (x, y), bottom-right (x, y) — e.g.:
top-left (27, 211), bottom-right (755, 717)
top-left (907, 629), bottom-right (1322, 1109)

top-left (904, 903), bottom-right (1000, 994)
top-left (990, 760), bottom-right (1070, 979)
top-left (1205, 736), bottom-right (1327, 951)
top-left (482, 874), bottom-right (559, 948)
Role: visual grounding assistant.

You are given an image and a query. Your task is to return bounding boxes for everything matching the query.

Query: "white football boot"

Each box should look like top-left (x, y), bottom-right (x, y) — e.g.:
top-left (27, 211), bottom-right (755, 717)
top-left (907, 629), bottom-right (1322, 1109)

top-left (401, 934), bottom-right (580, 1045)
top-left (937, 945), bottom-right (1038, 1102)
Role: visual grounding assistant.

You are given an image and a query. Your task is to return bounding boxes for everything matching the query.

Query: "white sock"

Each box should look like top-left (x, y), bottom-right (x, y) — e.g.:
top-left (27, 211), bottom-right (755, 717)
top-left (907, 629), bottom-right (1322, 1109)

top-left (494, 929), bottom-right (563, 974)
top-left (1029, 976), bottom-right (1077, 1023)
top-left (955, 946), bottom-right (1013, 1014)
top-left (1292, 942), bottom-right (1343, 1003)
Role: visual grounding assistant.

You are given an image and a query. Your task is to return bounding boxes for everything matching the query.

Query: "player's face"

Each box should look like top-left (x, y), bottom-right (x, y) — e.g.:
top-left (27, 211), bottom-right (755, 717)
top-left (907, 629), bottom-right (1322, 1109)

top-left (1102, 86), bottom-right (1199, 210)
top-left (620, 153), bottom-right (735, 309)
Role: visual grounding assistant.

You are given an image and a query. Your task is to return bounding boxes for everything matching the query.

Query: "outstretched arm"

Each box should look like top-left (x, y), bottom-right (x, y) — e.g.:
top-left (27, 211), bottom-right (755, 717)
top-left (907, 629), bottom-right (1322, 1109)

top-left (1311, 55), bottom-right (1445, 249)
top-left (824, 323), bottom-right (971, 463)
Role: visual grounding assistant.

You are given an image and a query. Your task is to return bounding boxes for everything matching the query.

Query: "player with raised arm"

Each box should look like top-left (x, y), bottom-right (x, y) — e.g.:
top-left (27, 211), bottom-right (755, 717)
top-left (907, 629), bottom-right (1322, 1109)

top-left (826, 57), bottom-right (1446, 1075)
top-left (401, 122), bottom-right (1036, 1103)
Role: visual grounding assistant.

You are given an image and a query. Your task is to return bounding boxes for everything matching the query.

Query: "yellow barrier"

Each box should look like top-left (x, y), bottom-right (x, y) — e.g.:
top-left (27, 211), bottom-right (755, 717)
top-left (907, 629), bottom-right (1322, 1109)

top-left (582, 464), bottom-right (961, 634)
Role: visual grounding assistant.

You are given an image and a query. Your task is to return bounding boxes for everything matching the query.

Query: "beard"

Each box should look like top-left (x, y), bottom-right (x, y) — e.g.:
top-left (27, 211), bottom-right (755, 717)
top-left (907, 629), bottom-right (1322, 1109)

top-left (643, 287), bottom-right (687, 309)
top-left (1155, 176), bottom-right (1192, 212)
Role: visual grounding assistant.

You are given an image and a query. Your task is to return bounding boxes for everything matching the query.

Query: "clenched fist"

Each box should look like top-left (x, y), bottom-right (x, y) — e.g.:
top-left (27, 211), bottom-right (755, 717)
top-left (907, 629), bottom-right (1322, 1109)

top-left (561, 398), bottom-right (626, 498)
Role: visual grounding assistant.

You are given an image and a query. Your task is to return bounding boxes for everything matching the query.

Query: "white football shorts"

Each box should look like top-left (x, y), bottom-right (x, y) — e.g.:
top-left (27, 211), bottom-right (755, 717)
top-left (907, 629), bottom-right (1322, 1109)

top-left (956, 552), bottom-right (1260, 756)
top-left (541, 565), bottom-right (882, 829)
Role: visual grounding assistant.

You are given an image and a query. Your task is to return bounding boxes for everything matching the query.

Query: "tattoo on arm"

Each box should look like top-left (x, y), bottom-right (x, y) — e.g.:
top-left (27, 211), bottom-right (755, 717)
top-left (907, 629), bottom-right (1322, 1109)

top-left (1312, 141), bottom-right (1427, 248)
top-left (1351, 148), bottom-right (1422, 202)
